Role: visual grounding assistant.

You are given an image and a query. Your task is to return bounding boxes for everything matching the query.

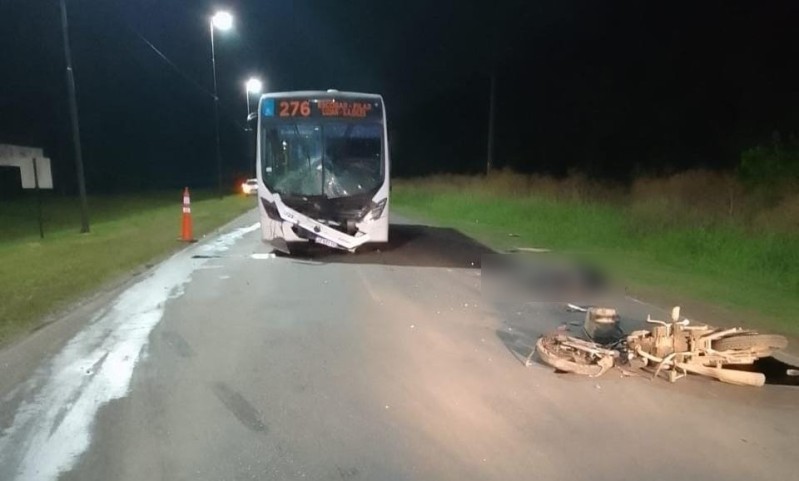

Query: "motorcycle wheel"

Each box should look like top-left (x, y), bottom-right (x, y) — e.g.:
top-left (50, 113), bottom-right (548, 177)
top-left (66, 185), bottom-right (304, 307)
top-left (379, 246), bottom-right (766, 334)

top-left (535, 335), bottom-right (614, 377)
top-left (712, 334), bottom-right (788, 356)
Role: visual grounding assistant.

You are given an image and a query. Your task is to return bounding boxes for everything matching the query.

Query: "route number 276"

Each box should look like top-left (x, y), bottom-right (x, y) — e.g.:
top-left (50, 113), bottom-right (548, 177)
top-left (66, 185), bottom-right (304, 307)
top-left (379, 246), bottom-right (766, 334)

top-left (279, 100), bottom-right (311, 117)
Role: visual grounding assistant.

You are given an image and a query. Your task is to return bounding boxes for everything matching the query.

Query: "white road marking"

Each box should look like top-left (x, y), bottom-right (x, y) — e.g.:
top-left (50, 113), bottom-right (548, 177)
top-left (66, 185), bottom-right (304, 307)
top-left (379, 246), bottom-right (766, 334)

top-left (197, 223), bottom-right (259, 254)
top-left (0, 222), bottom-right (259, 481)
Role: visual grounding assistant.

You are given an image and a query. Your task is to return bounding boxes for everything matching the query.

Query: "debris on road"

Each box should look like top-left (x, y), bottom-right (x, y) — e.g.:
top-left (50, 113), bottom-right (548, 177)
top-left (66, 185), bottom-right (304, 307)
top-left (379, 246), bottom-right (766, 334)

top-left (582, 307), bottom-right (622, 345)
top-left (510, 246), bottom-right (551, 253)
top-left (566, 303), bottom-right (588, 312)
top-left (531, 306), bottom-right (789, 387)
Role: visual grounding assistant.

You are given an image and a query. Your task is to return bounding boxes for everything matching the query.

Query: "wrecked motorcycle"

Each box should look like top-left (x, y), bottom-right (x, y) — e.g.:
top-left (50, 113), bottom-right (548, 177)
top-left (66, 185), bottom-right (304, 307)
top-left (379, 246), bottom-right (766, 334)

top-left (534, 306), bottom-right (788, 387)
top-left (533, 334), bottom-right (618, 377)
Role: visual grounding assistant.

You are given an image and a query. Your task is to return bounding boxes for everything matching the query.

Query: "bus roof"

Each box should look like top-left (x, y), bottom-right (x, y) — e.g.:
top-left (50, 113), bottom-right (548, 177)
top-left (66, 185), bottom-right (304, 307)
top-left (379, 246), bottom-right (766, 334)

top-left (259, 90), bottom-right (383, 101)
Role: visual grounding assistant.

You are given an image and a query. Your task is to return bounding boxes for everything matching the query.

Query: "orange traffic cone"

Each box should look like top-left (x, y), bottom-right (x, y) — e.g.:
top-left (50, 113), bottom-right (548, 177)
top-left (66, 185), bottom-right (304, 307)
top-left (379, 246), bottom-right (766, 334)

top-left (180, 187), bottom-right (195, 242)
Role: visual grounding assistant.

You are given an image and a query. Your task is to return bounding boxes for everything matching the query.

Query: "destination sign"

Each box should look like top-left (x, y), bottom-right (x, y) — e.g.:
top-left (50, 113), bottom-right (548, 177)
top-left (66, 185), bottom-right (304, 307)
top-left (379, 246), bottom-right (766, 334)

top-left (262, 97), bottom-right (382, 120)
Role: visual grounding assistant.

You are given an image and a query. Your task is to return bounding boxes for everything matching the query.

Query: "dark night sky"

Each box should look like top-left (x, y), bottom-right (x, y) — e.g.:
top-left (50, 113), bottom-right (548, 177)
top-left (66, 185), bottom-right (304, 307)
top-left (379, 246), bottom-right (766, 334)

top-left (1, 0), bottom-right (798, 193)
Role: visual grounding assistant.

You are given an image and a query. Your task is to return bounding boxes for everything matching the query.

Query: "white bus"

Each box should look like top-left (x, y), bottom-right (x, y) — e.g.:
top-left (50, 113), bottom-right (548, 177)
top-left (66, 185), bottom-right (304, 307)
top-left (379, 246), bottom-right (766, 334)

top-left (255, 90), bottom-right (390, 253)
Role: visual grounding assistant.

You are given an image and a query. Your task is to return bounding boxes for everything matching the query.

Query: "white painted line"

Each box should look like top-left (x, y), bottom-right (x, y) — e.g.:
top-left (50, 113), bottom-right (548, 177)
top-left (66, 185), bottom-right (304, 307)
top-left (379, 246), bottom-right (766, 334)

top-left (196, 223), bottom-right (259, 255)
top-left (0, 222), bottom-right (258, 481)
top-left (196, 264), bottom-right (224, 270)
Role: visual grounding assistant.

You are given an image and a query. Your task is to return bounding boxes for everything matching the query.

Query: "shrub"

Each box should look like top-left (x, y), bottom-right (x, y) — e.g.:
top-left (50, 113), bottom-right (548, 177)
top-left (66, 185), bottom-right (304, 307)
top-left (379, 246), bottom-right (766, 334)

top-left (739, 141), bottom-right (799, 189)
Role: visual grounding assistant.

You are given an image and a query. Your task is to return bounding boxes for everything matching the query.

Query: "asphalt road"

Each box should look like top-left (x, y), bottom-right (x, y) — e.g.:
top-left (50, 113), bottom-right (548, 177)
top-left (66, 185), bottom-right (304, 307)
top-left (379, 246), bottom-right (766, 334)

top-left (0, 210), bottom-right (797, 481)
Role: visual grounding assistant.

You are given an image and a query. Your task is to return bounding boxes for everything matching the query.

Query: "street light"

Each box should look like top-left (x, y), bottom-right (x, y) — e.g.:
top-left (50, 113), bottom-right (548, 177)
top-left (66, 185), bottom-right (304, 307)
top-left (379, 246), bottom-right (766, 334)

top-left (210, 10), bottom-right (233, 198)
top-left (244, 77), bottom-right (262, 176)
top-left (212, 11), bottom-right (233, 31)
top-left (245, 77), bottom-right (262, 94)
top-left (245, 77), bottom-right (263, 121)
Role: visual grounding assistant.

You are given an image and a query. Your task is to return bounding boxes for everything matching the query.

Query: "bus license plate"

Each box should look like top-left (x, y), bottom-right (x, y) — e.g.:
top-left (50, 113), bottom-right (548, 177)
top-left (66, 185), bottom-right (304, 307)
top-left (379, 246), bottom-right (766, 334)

top-left (315, 236), bottom-right (339, 248)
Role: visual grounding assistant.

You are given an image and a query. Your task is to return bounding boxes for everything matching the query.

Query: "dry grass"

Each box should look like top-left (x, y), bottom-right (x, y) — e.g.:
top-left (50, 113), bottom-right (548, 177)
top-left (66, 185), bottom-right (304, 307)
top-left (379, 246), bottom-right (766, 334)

top-left (401, 170), bottom-right (625, 203)
top-left (397, 168), bottom-right (799, 232)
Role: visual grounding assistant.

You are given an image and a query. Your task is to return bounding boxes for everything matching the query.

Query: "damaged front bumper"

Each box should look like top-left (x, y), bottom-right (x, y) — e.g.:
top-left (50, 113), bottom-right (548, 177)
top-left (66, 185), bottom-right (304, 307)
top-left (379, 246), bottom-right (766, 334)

top-left (270, 194), bottom-right (372, 252)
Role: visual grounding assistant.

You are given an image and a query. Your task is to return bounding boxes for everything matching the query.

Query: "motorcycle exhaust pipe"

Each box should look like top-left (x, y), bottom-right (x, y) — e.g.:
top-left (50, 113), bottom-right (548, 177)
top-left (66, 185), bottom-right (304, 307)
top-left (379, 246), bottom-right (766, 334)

top-left (675, 362), bottom-right (765, 387)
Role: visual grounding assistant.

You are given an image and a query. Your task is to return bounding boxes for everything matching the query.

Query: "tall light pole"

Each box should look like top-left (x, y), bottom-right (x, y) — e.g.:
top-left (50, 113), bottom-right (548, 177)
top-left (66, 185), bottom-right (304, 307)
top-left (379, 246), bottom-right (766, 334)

top-left (59, 0), bottom-right (90, 233)
top-left (245, 77), bottom-right (263, 176)
top-left (486, 71), bottom-right (496, 176)
top-left (210, 10), bottom-right (233, 198)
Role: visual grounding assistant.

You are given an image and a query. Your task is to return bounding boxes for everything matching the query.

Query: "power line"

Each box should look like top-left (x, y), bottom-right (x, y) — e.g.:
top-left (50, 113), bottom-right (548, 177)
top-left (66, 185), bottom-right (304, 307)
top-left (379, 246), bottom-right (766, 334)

top-left (126, 27), bottom-right (215, 100)
top-left (108, 12), bottom-right (248, 131)
top-left (130, 28), bottom-right (248, 131)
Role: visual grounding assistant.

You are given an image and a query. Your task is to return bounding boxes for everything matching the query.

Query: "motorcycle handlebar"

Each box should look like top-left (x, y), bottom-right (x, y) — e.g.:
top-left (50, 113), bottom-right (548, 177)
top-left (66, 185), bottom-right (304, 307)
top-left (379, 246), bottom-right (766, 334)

top-left (646, 316), bottom-right (689, 327)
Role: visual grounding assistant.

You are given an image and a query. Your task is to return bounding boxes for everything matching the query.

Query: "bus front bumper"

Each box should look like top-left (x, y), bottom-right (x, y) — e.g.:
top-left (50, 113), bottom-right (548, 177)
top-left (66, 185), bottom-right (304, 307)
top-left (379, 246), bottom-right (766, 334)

top-left (273, 195), bottom-right (371, 252)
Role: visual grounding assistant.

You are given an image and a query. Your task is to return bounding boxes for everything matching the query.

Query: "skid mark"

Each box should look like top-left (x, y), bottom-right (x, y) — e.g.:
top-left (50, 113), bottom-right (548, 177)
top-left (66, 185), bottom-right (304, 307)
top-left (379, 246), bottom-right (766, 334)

top-left (161, 331), bottom-right (194, 358)
top-left (212, 382), bottom-right (267, 433)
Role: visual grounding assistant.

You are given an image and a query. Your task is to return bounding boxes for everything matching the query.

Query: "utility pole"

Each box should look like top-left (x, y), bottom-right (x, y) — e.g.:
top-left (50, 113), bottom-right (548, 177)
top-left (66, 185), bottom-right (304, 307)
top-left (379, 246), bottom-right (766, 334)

top-left (209, 11), bottom-right (233, 198)
top-left (59, 0), bottom-right (90, 233)
top-left (246, 91), bottom-right (255, 176)
top-left (245, 77), bottom-right (263, 177)
top-left (210, 22), bottom-right (223, 198)
top-left (486, 71), bottom-right (496, 175)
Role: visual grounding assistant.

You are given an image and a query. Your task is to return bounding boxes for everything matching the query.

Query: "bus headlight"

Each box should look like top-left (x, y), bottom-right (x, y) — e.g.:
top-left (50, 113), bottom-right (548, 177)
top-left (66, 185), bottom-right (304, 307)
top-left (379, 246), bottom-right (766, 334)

top-left (370, 198), bottom-right (387, 220)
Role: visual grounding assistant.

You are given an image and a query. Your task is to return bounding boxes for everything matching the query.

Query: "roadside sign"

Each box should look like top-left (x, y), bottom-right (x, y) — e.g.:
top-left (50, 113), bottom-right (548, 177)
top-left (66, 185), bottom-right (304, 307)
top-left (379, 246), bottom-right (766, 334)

top-left (0, 144), bottom-right (53, 189)
top-left (0, 144), bottom-right (53, 239)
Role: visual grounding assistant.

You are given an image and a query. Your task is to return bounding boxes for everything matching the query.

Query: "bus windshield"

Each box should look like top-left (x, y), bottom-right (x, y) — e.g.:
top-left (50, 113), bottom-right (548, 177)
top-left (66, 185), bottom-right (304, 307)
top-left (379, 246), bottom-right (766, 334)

top-left (262, 122), bottom-right (383, 199)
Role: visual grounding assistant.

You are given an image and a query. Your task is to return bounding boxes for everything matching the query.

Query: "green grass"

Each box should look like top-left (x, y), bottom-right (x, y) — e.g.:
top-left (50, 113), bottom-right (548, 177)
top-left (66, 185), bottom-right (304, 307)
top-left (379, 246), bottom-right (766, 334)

top-left (392, 181), bottom-right (799, 336)
top-left (0, 191), bottom-right (255, 344)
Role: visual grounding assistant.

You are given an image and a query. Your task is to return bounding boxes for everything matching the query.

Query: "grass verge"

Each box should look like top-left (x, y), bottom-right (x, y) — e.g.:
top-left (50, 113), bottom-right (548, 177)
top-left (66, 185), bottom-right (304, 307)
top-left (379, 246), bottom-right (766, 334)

top-left (0, 191), bottom-right (254, 344)
top-left (392, 179), bottom-right (799, 337)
